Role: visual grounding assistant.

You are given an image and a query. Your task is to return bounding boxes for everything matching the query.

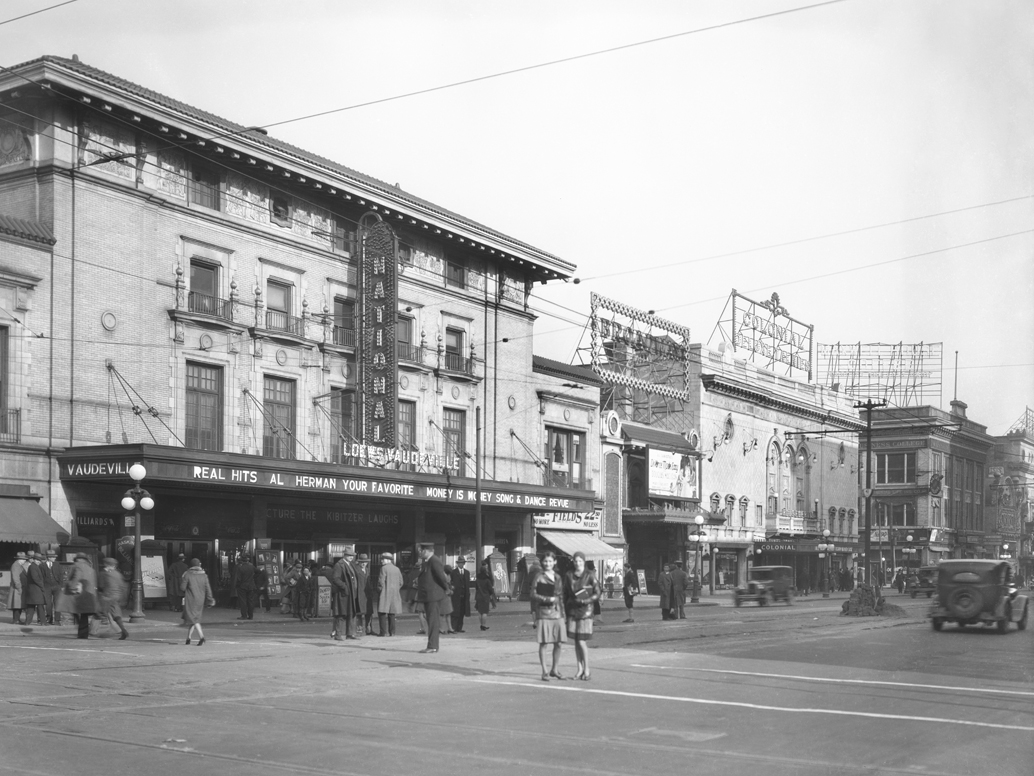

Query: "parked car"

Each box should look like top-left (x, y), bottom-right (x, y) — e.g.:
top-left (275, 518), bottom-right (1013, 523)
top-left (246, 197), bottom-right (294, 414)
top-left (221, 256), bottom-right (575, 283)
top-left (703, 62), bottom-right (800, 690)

top-left (734, 566), bottom-right (795, 607)
top-left (929, 560), bottom-right (1028, 633)
top-left (907, 565), bottom-right (938, 598)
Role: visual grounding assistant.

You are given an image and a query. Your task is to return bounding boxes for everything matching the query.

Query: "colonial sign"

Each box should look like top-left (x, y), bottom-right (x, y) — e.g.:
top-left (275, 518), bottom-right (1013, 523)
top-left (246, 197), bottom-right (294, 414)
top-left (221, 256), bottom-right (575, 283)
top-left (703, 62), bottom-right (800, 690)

top-left (589, 293), bottom-right (690, 400)
top-left (647, 449), bottom-right (699, 500)
top-left (360, 216), bottom-right (397, 446)
top-left (726, 290), bottom-right (813, 379)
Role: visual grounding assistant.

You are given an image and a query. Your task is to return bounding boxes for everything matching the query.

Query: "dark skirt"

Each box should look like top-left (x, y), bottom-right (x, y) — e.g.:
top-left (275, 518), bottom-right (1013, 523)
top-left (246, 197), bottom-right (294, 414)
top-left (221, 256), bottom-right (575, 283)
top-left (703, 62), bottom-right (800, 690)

top-left (566, 617), bottom-right (593, 641)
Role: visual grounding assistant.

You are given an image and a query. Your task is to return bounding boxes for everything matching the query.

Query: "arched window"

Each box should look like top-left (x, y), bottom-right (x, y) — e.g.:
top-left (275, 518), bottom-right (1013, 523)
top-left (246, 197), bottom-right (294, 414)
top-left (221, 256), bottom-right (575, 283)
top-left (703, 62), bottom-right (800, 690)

top-left (710, 492), bottom-right (721, 513)
top-left (797, 445), bottom-right (811, 511)
top-left (782, 445), bottom-right (794, 512)
top-left (767, 442), bottom-right (781, 516)
top-left (725, 494), bottom-right (736, 524)
top-left (838, 507), bottom-right (847, 535)
top-left (828, 506), bottom-right (837, 533)
top-left (739, 496), bottom-right (750, 526)
top-left (847, 508), bottom-right (856, 535)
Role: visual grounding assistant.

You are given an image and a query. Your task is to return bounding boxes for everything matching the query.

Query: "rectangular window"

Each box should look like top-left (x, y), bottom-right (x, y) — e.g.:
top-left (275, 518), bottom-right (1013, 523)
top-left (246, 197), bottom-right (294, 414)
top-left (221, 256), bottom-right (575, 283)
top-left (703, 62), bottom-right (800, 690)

top-left (332, 218), bottom-right (355, 255)
top-left (398, 400), bottom-right (416, 471)
top-left (263, 376), bottom-right (295, 459)
top-left (756, 504), bottom-right (763, 526)
top-left (444, 327), bottom-right (467, 372)
top-left (330, 388), bottom-right (354, 462)
top-left (333, 298), bottom-right (355, 347)
top-left (876, 452), bottom-right (916, 484)
top-left (397, 317), bottom-right (418, 361)
top-left (445, 259), bottom-right (465, 289)
top-left (185, 362), bottom-right (222, 451)
top-left (442, 408), bottom-right (466, 475)
top-left (975, 465), bottom-right (983, 505)
top-left (544, 427), bottom-right (586, 489)
top-left (188, 164), bottom-right (220, 210)
top-left (878, 502), bottom-right (915, 527)
top-left (188, 260), bottom-right (229, 319)
top-left (0, 326), bottom-right (8, 437)
top-left (265, 280), bottom-right (297, 333)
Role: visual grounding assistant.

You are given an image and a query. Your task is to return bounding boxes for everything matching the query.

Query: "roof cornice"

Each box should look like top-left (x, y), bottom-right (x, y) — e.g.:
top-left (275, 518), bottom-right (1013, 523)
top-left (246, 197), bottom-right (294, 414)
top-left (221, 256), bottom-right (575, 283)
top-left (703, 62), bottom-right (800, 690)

top-left (700, 373), bottom-right (864, 431)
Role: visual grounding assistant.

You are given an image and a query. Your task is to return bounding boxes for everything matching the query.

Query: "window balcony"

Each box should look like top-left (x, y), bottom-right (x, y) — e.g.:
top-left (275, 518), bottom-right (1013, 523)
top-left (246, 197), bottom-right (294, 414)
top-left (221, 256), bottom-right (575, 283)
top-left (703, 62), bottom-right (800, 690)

top-left (398, 342), bottom-right (423, 363)
top-left (265, 309), bottom-right (305, 337)
top-left (766, 510), bottom-right (816, 534)
top-left (0, 408), bottom-right (20, 443)
top-left (333, 325), bottom-right (356, 348)
top-left (187, 291), bottom-right (233, 321)
top-left (443, 352), bottom-right (474, 375)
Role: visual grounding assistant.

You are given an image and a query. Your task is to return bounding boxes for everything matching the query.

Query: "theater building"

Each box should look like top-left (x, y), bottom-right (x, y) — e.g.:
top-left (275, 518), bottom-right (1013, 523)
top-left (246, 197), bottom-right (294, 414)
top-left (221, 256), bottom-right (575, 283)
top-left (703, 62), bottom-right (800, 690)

top-left (0, 55), bottom-right (594, 593)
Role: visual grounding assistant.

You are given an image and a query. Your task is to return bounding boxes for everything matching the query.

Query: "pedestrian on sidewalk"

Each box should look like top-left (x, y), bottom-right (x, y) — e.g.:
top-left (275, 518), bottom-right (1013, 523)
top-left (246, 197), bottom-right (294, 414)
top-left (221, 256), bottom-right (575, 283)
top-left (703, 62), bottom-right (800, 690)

top-left (182, 559), bottom-right (215, 646)
top-left (254, 563), bottom-right (271, 613)
top-left (24, 553), bottom-right (47, 626)
top-left (41, 551), bottom-right (61, 625)
top-left (59, 553), bottom-right (98, 640)
top-left (167, 553), bottom-right (188, 612)
top-left (532, 551), bottom-right (565, 681)
top-left (96, 558), bottom-right (129, 639)
top-left (659, 564), bottom-right (673, 620)
top-left (234, 554), bottom-right (256, 620)
top-left (671, 561), bottom-right (689, 619)
top-left (354, 554), bottom-right (370, 637)
top-left (416, 543), bottom-right (450, 654)
top-left (377, 552), bottom-right (403, 636)
top-left (293, 566), bottom-right (313, 621)
top-left (331, 546), bottom-right (361, 641)
top-left (563, 551), bottom-right (601, 681)
top-left (475, 559), bottom-right (495, 631)
top-left (7, 551), bottom-right (27, 624)
top-left (439, 564), bottom-right (455, 634)
top-left (364, 555), bottom-right (380, 635)
top-left (449, 556), bottom-right (472, 633)
top-left (622, 562), bottom-right (638, 623)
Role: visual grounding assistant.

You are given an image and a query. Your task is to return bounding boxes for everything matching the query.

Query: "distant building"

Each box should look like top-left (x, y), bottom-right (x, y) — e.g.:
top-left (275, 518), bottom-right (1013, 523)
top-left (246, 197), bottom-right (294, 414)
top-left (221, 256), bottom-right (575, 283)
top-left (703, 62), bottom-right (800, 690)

top-left (990, 408), bottom-right (1034, 580)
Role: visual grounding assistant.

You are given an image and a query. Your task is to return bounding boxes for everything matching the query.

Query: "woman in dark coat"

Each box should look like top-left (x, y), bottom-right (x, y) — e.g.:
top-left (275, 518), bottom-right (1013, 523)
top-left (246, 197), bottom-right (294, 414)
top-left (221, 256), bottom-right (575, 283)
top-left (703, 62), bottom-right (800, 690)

top-left (59, 553), bottom-right (98, 640)
top-left (182, 559), bottom-right (215, 645)
top-left (474, 560), bottom-right (495, 631)
top-left (658, 564), bottom-right (673, 620)
top-left (563, 551), bottom-right (601, 681)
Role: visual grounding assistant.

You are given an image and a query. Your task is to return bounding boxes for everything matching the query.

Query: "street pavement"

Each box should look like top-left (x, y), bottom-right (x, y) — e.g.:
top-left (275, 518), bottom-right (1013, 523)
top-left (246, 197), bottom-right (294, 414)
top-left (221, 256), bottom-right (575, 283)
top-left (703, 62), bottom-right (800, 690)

top-left (0, 590), bottom-right (1031, 776)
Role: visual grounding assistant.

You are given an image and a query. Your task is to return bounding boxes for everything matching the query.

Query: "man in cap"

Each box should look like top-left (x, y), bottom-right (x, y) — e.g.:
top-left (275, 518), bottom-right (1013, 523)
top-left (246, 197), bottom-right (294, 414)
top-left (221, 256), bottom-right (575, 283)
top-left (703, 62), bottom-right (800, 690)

top-left (416, 543), bottom-right (450, 653)
top-left (167, 553), bottom-right (189, 612)
top-left (24, 553), bottom-right (47, 626)
top-left (234, 554), bottom-right (257, 620)
top-left (41, 551), bottom-right (61, 625)
top-left (96, 557), bottom-right (129, 639)
top-left (7, 551), bottom-right (27, 624)
top-left (330, 546), bottom-right (361, 640)
top-left (377, 552), bottom-right (403, 636)
top-left (449, 556), bottom-right (472, 634)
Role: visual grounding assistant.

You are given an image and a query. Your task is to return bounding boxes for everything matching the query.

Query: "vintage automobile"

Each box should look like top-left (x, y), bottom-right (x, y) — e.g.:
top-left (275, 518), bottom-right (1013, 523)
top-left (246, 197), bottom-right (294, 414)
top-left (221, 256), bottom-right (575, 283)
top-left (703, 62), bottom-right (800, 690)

top-left (734, 565), bottom-right (795, 607)
top-left (929, 560), bottom-right (1029, 633)
top-left (907, 565), bottom-right (938, 598)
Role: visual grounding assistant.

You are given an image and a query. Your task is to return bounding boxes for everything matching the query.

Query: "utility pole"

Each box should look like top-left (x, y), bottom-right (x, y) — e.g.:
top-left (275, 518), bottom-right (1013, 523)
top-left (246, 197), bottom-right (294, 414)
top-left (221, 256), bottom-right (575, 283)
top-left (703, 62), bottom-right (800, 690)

top-left (475, 406), bottom-right (483, 569)
top-left (855, 398), bottom-right (887, 586)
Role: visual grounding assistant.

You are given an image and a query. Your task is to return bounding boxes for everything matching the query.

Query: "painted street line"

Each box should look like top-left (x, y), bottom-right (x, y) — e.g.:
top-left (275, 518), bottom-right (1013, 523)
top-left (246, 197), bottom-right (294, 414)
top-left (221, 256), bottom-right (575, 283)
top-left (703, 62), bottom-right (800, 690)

top-left (629, 664), bottom-right (1034, 697)
top-left (0, 644), bottom-right (145, 657)
top-left (472, 680), bottom-right (1034, 732)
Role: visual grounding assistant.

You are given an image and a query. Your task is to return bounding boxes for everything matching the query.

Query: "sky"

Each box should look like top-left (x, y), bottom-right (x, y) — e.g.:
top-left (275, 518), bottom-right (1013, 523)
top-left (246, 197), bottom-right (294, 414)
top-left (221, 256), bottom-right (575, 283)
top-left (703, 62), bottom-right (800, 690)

top-left (3, 0), bottom-right (1032, 435)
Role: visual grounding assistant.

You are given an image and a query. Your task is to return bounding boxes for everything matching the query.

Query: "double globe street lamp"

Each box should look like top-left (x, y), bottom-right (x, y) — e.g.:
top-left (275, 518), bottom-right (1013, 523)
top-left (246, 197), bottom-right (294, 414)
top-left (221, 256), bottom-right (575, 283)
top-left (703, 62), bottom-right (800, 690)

top-left (121, 463), bottom-right (154, 623)
top-left (817, 529), bottom-right (835, 598)
top-left (688, 514), bottom-right (707, 604)
top-left (901, 534), bottom-right (918, 582)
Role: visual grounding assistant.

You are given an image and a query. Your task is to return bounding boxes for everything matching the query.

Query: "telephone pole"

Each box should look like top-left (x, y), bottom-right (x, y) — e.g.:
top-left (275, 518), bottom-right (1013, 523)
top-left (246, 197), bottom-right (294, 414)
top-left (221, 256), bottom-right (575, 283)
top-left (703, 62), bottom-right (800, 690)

top-left (855, 398), bottom-right (887, 586)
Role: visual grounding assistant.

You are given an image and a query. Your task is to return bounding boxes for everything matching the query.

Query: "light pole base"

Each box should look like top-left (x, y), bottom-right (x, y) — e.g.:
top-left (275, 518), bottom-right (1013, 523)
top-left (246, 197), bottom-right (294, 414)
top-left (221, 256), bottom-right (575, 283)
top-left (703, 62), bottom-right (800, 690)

top-left (129, 582), bottom-right (146, 623)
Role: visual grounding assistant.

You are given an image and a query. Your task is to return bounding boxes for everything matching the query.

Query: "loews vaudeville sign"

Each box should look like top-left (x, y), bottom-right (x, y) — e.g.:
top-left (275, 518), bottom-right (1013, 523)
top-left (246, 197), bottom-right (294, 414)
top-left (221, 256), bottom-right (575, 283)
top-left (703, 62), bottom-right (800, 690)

top-left (61, 456), bottom-right (592, 512)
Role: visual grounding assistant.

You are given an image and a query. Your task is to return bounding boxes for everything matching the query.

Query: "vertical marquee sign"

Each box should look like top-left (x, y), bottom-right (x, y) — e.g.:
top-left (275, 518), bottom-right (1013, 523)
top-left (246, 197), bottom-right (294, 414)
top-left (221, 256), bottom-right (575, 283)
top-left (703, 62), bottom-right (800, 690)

top-left (359, 215), bottom-right (397, 447)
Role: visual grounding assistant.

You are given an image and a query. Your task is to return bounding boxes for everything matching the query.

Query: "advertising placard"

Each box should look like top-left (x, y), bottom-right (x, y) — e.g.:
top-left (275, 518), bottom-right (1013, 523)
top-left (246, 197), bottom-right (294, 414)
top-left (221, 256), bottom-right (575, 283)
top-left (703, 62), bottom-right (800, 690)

top-left (648, 449), bottom-right (699, 500)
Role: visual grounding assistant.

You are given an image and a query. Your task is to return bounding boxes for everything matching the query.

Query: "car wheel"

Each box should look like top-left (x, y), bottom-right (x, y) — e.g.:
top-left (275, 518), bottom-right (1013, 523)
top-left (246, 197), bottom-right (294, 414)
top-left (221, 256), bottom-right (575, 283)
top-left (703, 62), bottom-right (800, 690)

top-left (946, 586), bottom-right (983, 619)
top-left (1018, 603), bottom-right (1028, 631)
top-left (997, 617), bottom-right (1009, 633)
top-left (765, 590), bottom-right (775, 607)
top-left (957, 621), bottom-right (966, 629)
top-left (931, 617), bottom-right (943, 631)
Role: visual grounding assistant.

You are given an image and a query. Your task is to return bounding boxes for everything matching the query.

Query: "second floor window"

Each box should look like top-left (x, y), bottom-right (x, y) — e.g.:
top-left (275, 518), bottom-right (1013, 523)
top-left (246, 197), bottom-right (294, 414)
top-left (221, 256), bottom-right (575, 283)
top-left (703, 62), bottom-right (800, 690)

top-left (444, 327), bottom-right (466, 372)
top-left (333, 298), bottom-right (355, 347)
top-left (443, 408), bottom-right (466, 475)
top-left (185, 362), bottom-right (222, 451)
top-left (188, 164), bottom-right (220, 210)
top-left (878, 502), bottom-right (915, 527)
top-left (545, 427), bottom-right (585, 488)
top-left (0, 325), bottom-right (8, 434)
top-left (188, 261), bottom-right (229, 318)
top-left (266, 280), bottom-right (300, 334)
top-left (397, 317), bottom-right (418, 361)
top-left (330, 388), bottom-right (355, 462)
top-left (876, 452), bottom-right (916, 484)
top-left (263, 376), bottom-right (295, 460)
top-left (398, 399), bottom-right (417, 471)
top-left (270, 193), bottom-right (291, 228)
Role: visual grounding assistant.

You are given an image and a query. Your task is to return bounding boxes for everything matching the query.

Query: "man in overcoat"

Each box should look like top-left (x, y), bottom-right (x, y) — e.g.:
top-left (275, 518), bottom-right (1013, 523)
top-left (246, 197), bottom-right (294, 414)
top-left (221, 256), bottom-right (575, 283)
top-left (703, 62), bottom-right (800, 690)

top-left (167, 553), bottom-right (189, 611)
top-left (449, 556), bottom-right (472, 633)
top-left (354, 553), bottom-right (369, 637)
top-left (416, 543), bottom-right (450, 653)
top-left (330, 547), bottom-right (361, 640)
top-left (377, 552), bottom-right (403, 636)
top-left (7, 551), bottom-right (27, 624)
top-left (62, 553), bottom-right (98, 639)
top-left (234, 554), bottom-right (257, 620)
top-left (670, 561), bottom-right (689, 619)
top-left (24, 553), bottom-right (47, 625)
top-left (659, 564), bottom-right (674, 620)
top-left (41, 551), bottom-right (61, 625)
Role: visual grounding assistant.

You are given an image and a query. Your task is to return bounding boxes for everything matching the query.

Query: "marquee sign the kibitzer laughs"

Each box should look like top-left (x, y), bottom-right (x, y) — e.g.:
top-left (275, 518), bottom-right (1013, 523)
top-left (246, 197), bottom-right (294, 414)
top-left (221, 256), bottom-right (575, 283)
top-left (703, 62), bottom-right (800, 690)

top-left (589, 293), bottom-right (691, 400)
top-left (730, 290), bottom-right (813, 379)
top-left (360, 216), bottom-right (397, 447)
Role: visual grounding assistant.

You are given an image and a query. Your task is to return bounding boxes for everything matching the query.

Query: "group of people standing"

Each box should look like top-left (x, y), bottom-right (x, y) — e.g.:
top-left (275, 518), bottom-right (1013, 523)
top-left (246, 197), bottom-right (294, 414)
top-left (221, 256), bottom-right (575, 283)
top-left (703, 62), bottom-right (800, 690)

top-left (531, 550), bottom-right (601, 681)
top-left (6, 550), bottom-right (63, 626)
top-left (657, 561), bottom-right (691, 620)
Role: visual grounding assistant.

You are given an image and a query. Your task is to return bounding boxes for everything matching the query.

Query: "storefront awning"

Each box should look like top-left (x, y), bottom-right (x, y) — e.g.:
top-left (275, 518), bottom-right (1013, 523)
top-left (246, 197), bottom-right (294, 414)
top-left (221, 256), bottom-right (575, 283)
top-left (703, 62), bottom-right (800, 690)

top-left (0, 496), bottom-right (70, 544)
top-left (538, 530), bottom-right (624, 559)
top-left (623, 508), bottom-right (721, 525)
top-left (620, 421), bottom-right (696, 454)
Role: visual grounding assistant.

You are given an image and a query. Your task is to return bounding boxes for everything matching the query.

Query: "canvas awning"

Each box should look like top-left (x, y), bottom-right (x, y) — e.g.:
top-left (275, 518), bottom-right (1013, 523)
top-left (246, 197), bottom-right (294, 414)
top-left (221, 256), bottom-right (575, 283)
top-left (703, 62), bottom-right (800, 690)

top-left (538, 530), bottom-right (624, 559)
top-left (0, 496), bottom-right (69, 544)
top-left (620, 421), bottom-right (696, 454)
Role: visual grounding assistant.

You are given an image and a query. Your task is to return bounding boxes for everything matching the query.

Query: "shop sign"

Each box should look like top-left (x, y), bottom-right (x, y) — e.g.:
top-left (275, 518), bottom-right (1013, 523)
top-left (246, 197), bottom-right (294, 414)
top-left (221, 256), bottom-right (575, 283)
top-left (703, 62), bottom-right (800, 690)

top-left (267, 507), bottom-right (401, 527)
top-left (757, 543), bottom-right (797, 553)
top-left (533, 510), bottom-right (601, 531)
top-left (339, 443), bottom-right (459, 471)
top-left (360, 217), bottom-right (398, 446)
top-left (647, 449), bottom-right (699, 500)
top-left (76, 515), bottom-right (116, 528)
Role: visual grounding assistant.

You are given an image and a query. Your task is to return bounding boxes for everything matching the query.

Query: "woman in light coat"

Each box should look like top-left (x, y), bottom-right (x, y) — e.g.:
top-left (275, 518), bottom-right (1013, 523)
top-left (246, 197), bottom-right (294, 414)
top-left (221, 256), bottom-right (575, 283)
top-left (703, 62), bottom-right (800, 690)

top-left (182, 559), bottom-right (215, 646)
top-left (376, 553), bottom-right (404, 636)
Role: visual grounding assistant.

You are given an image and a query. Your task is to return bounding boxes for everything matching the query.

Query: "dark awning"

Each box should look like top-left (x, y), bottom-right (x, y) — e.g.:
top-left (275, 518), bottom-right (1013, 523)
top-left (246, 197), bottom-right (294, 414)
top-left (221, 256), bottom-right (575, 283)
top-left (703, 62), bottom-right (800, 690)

top-left (620, 421), bottom-right (696, 454)
top-left (0, 497), bottom-right (69, 544)
top-left (623, 508), bottom-right (721, 525)
top-left (538, 530), bottom-right (624, 559)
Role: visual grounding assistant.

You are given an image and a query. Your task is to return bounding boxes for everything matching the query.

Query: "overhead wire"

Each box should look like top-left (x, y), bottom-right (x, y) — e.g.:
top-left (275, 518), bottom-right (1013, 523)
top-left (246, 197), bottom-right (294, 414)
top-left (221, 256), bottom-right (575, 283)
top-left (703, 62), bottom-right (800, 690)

top-left (0, 0), bottom-right (78, 28)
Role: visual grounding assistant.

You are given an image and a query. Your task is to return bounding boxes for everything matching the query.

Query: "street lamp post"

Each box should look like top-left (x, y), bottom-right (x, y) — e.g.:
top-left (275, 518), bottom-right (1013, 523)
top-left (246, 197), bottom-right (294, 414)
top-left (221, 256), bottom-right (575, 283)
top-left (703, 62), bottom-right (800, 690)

top-left (817, 528), bottom-right (835, 599)
top-left (121, 463), bottom-right (154, 623)
top-left (1001, 543), bottom-right (1011, 560)
top-left (689, 514), bottom-right (705, 604)
top-left (902, 534), bottom-right (917, 581)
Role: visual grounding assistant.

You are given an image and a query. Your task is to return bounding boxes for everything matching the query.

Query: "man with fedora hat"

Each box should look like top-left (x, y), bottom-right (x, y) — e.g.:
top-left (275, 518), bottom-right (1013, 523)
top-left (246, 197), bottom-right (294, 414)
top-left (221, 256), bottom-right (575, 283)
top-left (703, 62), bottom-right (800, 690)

top-left (354, 553), bottom-right (370, 637)
top-left (449, 556), bottom-right (472, 634)
top-left (416, 542), bottom-right (450, 653)
top-left (24, 552), bottom-right (47, 626)
top-left (234, 554), bottom-right (257, 620)
top-left (167, 553), bottom-right (189, 612)
top-left (41, 551), bottom-right (61, 625)
top-left (7, 551), bottom-right (28, 624)
top-left (330, 546), bottom-right (361, 640)
top-left (377, 552), bottom-right (403, 636)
